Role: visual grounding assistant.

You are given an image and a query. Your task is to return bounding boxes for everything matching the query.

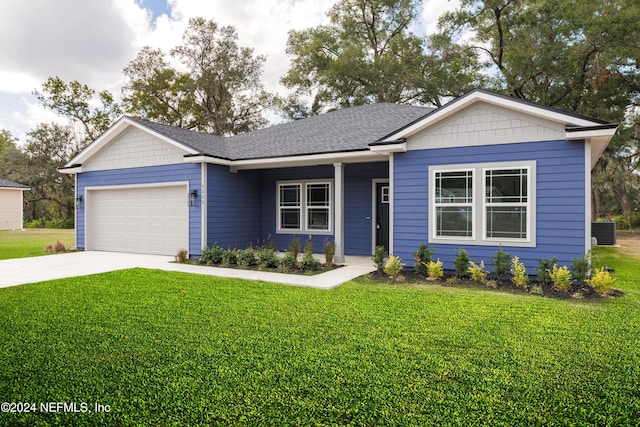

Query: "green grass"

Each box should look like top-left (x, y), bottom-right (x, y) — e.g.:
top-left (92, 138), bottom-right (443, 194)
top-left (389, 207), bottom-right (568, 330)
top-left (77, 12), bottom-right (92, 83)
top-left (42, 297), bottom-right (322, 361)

top-left (0, 229), bottom-right (75, 260)
top-left (0, 247), bottom-right (639, 426)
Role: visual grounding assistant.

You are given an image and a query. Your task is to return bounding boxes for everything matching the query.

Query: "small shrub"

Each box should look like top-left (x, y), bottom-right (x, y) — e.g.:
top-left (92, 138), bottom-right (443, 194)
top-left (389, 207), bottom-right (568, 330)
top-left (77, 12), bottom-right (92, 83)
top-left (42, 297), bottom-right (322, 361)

top-left (236, 248), bottom-right (257, 267)
top-left (453, 248), bottom-right (470, 278)
top-left (372, 245), bottom-right (387, 271)
top-left (413, 243), bottom-right (435, 276)
top-left (304, 237), bottom-right (314, 256)
top-left (256, 247), bottom-right (279, 269)
top-left (587, 267), bottom-right (616, 296)
top-left (571, 251), bottom-right (590, 283)
top-left (324, 239), bottom-right (336, 266)
top-left (424, 259), bottom-right (444, 280)
top-left (384, 255), bottom-right (405, 280)
top-left (44, 240), bottom-right (68, 254)
top-left (221, 248), bottom-right (237, 266)
top-left (175, 248), bottom-right (188, 263)
top-left (299, 253), bottom-right (321, 272)
top-left (278, 251), bottom-right (298, 272)
top-left (490, 246), bottom-right (511, 282)
top-left (549, 264), bottom-right (572, 292)
top-left (510, 256), bottom-right (528, 287)
top-left (536, 257), bottom-right (557, 285)
top-left (468, 260), bottom-right (489, 284)
top-left (289, 236), bottom-right (301, 260)
top-left (200, 242), bottom-right (225, 265)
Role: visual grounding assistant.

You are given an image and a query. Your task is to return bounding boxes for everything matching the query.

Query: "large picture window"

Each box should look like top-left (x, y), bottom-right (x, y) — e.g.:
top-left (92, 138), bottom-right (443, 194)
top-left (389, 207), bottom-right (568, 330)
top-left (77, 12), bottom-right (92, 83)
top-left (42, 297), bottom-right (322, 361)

top-left (429, 161), bottom-right (535, 247)
top-left (277, 180), bottom-right (332, 234)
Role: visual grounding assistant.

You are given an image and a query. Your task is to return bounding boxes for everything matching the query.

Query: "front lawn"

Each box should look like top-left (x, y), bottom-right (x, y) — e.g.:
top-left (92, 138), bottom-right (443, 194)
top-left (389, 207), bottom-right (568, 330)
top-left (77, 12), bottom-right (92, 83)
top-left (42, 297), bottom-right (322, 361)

top-left (0, 229), bottom-right (75, 260)
top-left (0, 247), bottom-right (639, 426)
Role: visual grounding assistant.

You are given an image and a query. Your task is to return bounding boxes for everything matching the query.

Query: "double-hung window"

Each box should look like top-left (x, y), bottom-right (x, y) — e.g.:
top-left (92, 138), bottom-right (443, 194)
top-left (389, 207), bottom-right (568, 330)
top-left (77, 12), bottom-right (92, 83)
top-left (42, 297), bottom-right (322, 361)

top-left (277, 180), bottom-right (332, 234)
top-left (434, 170), bottom-right (474, 238)
top-left (484, 168), bottom-right (529, 240)
top-left (430, 161), bottom-right (535, 247)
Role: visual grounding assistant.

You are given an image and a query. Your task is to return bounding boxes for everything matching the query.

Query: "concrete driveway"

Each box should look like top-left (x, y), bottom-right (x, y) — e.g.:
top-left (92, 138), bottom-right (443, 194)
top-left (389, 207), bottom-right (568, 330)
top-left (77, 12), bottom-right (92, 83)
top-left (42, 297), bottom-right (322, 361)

top-left (0, 251), bottom-right (375, 290)
top-left (0, 251), bottom-right (174, 288)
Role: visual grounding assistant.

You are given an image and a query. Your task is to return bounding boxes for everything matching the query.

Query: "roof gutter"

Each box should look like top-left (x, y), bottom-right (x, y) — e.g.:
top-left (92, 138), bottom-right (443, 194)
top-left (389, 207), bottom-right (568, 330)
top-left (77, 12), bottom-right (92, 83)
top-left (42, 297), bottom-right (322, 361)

top-left (183, 149), bottom-right (388, 171)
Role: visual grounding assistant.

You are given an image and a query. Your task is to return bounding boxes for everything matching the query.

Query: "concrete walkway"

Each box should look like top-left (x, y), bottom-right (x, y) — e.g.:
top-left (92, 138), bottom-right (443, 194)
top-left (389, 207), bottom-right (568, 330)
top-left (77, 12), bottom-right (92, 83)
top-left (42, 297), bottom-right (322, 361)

top-left (0, 251), bottom-right (376, 290)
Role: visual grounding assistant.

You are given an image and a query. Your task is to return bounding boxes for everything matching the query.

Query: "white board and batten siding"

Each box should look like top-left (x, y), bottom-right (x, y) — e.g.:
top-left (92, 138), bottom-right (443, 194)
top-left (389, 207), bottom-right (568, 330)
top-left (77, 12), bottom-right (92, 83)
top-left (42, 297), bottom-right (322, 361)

top-left (0, 189), bottom-right (25, 230)
top-left (80, 127), bottom-right (195, 256)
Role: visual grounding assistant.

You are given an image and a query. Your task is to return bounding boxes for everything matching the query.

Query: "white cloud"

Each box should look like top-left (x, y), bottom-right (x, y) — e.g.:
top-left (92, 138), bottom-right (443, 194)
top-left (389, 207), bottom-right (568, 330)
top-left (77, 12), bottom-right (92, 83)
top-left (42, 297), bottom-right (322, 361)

top-left (0, 0), bottom-right (461, 141)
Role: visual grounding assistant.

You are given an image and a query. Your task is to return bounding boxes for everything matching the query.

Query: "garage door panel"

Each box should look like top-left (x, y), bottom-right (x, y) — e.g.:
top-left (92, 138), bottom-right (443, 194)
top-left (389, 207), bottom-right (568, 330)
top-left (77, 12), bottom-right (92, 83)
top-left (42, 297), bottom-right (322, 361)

top-left (87, 185), bottom-right (189, 255)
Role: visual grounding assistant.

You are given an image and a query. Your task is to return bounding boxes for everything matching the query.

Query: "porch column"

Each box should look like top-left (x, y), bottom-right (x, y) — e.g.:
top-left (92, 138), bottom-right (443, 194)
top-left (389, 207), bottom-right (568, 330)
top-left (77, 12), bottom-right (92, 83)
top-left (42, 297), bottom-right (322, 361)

top-left (334, 162), bottom-right (345, 263)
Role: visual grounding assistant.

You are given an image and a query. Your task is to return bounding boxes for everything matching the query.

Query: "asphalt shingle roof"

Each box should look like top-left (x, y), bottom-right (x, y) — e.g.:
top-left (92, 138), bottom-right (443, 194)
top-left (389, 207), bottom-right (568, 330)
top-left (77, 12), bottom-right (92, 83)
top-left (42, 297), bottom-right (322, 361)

top-left (127, 103), bottom-right (433, 160)
top-left (0, 179), bottom-right (29, 189)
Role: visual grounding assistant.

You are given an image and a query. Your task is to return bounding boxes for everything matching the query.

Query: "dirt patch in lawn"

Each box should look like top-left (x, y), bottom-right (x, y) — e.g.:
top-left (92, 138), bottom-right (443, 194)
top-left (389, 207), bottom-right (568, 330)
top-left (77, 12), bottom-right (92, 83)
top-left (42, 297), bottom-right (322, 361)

top-left (616, 230), bottom-right (640, 259)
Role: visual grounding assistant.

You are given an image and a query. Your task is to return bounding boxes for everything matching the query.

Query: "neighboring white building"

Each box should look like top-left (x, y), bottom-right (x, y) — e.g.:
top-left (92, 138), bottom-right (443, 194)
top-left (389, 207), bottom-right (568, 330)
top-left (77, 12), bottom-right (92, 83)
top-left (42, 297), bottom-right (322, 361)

top-left (0, 179), bottom-right (30, 230)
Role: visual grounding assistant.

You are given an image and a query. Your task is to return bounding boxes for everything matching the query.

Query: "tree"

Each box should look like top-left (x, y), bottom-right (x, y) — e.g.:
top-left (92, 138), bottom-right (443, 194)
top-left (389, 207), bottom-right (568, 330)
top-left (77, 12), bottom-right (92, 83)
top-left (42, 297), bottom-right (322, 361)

top-left (281, 0), bottom-right (483, 114)
top-left (21, 124), bottom-right (76, 223)
top-left (34, 76), bottom-right (122, 143)
top-left (123, 17), bottom-right (273, 135)
top-left (0, 129), bottom-right (17, 156)
top-left (437, 0), bottom-right (640, 216)
top-left (123, 47), bottom-right (197, 129)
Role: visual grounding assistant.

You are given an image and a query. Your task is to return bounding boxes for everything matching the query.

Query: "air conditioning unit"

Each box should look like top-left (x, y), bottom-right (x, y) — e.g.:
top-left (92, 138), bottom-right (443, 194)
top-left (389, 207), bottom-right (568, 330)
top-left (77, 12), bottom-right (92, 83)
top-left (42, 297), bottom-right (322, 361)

top-left (592, 222), bottom-right (616, 246)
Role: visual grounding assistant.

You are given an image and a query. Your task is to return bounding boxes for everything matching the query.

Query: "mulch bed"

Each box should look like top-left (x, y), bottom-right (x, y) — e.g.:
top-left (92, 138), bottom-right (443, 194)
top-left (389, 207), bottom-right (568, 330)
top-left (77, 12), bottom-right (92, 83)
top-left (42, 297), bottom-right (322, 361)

top-left (367, 270), bottom-right (624, 300)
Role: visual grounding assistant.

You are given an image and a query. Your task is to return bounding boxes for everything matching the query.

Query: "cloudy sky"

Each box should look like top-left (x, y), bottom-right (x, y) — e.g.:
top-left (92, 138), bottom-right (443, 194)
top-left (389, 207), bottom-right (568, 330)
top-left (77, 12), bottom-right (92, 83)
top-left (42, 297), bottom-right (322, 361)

top-left (0, 0), bottom-right (460, 144)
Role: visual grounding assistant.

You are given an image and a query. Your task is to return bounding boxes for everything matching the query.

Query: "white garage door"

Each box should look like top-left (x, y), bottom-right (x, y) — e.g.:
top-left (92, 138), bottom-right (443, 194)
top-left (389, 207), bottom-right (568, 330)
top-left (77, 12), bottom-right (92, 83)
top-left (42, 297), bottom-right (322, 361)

top-left (87, 184), bottom-right (189, 255)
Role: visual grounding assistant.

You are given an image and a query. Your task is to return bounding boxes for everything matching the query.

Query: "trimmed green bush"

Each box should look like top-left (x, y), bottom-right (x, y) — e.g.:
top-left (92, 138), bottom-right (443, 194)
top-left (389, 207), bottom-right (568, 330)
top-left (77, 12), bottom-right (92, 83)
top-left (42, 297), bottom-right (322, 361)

top-left (571, 251), bottom-right (590, 283)
top-left (299, 253), bottom-right (321, 272)
top-left (221, 248), bottom-right (238, 266)
top-left (536, 257), bottom-right (557, 285)
top-left (256, 247), bottom-right (279, 269)
top-left (454, 248), bottom-right (470, 278)
top-left (236, 248), bottom-right (257, 266)
top-left (491, 247), bottom-right (511, 281)
top-left (372, 245), bottom-right (387, 271)
top-left (200, 242), bottom-right (225, 265)
top-left (278, 251), bottom-right (298, 271)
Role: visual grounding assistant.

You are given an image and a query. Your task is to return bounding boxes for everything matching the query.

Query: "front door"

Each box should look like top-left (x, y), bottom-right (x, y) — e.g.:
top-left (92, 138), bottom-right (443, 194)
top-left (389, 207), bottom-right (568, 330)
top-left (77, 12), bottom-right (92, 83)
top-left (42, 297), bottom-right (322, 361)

top-left (375, 182), bottom-right (390, 252)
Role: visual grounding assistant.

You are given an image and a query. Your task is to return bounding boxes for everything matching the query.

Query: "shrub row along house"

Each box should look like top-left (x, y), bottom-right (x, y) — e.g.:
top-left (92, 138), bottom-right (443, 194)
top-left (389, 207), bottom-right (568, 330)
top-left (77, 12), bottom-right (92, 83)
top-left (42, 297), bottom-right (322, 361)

top-left (60, 89), bottom-right (617, 271)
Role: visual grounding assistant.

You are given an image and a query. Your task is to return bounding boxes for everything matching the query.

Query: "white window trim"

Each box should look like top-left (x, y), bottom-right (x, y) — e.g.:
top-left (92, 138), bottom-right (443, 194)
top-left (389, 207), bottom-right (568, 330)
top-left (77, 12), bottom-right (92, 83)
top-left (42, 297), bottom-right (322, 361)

top-left (429, 161), bottom-right (536, 247)
top-left (277, 179), bottom-right (334, 235)
top-left (432, 167), bottom-right (476, 242)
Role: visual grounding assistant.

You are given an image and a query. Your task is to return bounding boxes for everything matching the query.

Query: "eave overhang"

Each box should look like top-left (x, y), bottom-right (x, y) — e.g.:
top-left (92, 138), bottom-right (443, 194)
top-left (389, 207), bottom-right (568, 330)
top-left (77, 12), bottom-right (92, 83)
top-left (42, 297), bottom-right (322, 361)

top-left (183, 149), bottom-right (388, 171)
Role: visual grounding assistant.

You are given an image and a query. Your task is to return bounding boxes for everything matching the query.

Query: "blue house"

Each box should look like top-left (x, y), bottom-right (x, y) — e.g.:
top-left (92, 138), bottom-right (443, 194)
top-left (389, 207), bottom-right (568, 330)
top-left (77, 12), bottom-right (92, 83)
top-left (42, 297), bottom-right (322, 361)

top-left (60, 89), bottom-right (617, 271)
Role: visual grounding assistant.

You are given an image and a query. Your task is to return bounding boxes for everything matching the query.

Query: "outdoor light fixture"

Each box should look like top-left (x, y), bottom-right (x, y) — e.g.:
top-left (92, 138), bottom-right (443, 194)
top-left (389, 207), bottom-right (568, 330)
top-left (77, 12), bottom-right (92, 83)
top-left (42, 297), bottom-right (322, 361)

top-left (190, 190), bottom-right (198, 206)
top-left (75, 194), bottom-right (83, 207)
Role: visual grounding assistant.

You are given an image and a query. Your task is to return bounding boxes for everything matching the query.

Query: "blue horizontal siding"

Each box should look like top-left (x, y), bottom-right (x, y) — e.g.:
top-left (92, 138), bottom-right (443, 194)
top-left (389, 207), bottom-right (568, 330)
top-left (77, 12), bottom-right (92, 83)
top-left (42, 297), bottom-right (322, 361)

top-left (259, 166), bottom-right (332, 253)
top-left (393, 140), bottom-right (587, 272)
top-left (207, 165), bottom-right (262, 250)
top-left (344, 162), bottom-right (388, 254)
top-left (76, 163), bottom-right (202, 256)
top-left (259, 163), bottom-right (387, 254)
